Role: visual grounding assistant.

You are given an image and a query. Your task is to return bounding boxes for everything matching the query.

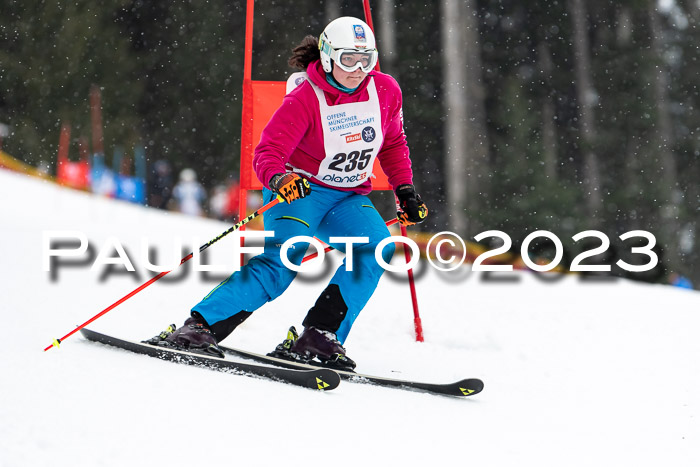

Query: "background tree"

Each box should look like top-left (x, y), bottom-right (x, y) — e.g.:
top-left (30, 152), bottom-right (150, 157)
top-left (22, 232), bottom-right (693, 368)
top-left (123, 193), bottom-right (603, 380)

top-left (441, 0), bottom-right (470, 235)
top-left (0, 0), bottom-right (142, 168)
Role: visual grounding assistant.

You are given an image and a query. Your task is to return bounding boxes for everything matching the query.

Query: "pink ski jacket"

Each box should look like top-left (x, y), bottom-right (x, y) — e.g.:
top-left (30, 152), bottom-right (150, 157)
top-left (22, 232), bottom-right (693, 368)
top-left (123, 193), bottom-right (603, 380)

top-left (253, 60), bottom-right (413, 195)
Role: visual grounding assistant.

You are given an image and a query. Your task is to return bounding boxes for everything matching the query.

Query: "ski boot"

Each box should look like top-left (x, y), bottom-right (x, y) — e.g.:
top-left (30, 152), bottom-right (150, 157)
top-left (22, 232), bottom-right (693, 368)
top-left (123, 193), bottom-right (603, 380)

top-left (269, 326), bottom-right (356, 371)
top-left (267, 326), bottom-right (305, 362)
top-left (143, 317), bottom-right (225, 358)
top-left (293, 326), bottom-right (357, 371)
top-left (143, 323), bottom-right (177, 345)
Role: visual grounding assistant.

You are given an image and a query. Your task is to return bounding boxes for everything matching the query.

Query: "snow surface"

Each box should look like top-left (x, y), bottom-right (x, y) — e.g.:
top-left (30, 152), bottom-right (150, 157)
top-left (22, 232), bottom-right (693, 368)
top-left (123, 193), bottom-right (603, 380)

top-left (1, 168), bottom-right (699, 467)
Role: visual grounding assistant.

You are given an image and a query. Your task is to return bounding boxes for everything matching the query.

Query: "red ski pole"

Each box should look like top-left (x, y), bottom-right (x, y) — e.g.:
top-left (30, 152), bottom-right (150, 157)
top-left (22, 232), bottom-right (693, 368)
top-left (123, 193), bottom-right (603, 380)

top-left (44, 196), bottom-right (282, 351)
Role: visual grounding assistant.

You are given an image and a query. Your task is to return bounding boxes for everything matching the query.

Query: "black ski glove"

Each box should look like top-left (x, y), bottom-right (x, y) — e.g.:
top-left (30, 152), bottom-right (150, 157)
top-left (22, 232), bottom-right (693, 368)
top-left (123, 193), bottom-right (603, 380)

top-left (270, 173), bottom-right (311, 203)
top-left (395, 184), bottom-right (428, 226)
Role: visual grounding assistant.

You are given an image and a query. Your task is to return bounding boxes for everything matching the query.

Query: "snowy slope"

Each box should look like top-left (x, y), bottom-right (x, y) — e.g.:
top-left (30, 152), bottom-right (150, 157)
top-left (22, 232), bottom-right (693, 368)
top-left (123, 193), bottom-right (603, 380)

top-left (1, 168), bottom-right (699, 467)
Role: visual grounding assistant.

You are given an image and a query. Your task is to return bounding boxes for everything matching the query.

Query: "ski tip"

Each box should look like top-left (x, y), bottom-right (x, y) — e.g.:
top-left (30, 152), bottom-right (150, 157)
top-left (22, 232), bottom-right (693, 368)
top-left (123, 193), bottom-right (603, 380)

top-left (313, 369), bottom-right (341, 391)
top-left (455, 378), bottom-right (484, 397)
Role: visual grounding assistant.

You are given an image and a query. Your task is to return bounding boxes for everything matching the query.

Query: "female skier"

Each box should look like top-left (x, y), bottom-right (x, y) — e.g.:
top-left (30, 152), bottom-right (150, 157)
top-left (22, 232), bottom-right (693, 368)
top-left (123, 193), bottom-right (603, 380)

top-left (151, 16), bottom-right (427, 370)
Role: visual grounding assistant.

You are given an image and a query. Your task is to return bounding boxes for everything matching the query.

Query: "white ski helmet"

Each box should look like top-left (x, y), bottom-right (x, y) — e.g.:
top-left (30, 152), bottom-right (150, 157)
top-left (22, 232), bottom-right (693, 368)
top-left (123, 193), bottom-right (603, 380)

top-left (319, 17), bottom-right (378, 73)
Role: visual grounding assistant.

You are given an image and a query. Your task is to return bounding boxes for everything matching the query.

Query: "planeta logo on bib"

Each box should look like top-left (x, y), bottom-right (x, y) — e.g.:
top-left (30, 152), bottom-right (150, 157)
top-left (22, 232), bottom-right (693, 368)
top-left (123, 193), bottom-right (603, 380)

top-left (321, 172), bottom-right (368, 184)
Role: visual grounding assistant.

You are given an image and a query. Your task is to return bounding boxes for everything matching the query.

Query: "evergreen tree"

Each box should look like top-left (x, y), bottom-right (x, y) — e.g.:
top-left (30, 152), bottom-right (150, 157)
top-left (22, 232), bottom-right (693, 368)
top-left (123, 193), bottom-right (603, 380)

top-left (0, 0), bottom-right (142, 167)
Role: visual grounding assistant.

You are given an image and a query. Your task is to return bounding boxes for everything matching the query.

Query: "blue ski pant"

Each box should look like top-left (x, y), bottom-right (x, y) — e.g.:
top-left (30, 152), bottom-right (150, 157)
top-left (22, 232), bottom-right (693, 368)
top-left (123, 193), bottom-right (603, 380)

top-left (192, 185), bottom-right (395, 343)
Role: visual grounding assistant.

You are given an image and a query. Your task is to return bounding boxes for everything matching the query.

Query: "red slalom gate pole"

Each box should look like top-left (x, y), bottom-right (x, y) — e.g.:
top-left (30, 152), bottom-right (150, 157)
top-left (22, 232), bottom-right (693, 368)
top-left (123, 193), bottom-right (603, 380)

top-left (400, 223), bottom-right (424, 342)
top-left (44, 197), bottom-right (282, 351)
top-left (362, 0), bottom-right (376, 38)
top-left (362, 0), bottom-right (423, 341)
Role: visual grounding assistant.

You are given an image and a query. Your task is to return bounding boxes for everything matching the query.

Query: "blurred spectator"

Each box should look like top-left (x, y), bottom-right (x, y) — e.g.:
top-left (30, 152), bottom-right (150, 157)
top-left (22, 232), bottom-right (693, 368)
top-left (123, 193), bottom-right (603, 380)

top-left (147, 159), bottom-right (174, 209)
top-left (209, 180), bottom-right (241, 222)
top-left (0, 122), bottom-right (9, 149)
top-left (91, 153), bottom-right (117, 197)
top-left (225, 180), bottom-right (241, 222)
top-left (669, 272), bottom-right (693, 290)
top-left (209, 184), bottom-right (229, 220)
top-left (173, 168), bottom-right (206, 216)
top-left (114, 151), bottom-right (147, 204)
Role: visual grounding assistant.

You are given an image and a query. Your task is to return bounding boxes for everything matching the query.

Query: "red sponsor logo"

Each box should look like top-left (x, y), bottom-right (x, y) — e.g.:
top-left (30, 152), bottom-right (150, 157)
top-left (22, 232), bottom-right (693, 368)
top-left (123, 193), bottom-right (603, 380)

top-left (345, 133), bottom-right (361, 143)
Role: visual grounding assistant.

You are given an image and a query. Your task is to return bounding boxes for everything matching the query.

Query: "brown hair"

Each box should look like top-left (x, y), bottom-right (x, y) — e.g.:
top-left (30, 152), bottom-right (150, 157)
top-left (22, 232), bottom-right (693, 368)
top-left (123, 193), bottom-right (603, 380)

top-left (288, 35), bottom-right (321, 70)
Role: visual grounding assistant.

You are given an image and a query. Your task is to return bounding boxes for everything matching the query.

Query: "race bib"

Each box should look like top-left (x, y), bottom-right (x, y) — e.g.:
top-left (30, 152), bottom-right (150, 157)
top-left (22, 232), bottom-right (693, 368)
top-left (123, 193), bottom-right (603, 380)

top-left (308, 78), bottom-right (384, 188)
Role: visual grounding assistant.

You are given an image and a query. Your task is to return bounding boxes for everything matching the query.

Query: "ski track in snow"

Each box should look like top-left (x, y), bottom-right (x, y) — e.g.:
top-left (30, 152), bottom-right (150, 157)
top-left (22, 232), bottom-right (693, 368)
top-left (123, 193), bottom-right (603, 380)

top-left (1, 169), bottom-right (699, 466)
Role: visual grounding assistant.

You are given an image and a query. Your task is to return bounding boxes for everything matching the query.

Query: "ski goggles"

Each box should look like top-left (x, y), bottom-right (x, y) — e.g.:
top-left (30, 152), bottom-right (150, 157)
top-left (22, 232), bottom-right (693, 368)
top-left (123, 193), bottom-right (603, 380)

top-left (331, 48), bottom-right (378, 73)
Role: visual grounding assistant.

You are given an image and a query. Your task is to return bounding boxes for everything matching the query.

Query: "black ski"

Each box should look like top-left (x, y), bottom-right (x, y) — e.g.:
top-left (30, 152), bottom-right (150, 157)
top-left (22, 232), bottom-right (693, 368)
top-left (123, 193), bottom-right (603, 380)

top-left (80, 328), bottom-right (340, 391)
top-left (218, 344), bottom-right (484, 398)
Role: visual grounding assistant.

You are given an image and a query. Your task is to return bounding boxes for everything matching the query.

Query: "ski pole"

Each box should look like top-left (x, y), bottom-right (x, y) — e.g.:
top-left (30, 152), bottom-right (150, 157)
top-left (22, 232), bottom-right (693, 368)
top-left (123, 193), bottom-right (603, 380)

top-left (300, 218), bottom-right (399, 263)
top-left (44, 196), bottom-right (282, 351)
